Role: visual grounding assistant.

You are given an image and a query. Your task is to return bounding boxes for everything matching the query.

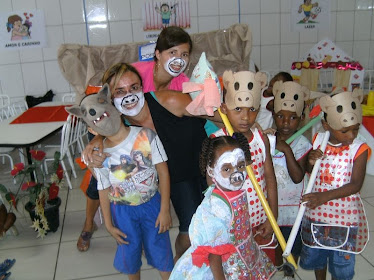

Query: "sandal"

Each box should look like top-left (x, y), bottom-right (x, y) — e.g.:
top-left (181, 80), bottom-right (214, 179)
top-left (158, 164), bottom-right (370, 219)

top-left (77, 223), bottom-right (98, 252)
top-left (0, 259), bottom-right (15, 273)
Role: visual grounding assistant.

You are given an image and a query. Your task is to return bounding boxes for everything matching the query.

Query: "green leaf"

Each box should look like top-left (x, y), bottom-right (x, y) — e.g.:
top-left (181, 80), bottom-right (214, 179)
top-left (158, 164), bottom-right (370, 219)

top-left (0, 184), bottom-right (8, 193)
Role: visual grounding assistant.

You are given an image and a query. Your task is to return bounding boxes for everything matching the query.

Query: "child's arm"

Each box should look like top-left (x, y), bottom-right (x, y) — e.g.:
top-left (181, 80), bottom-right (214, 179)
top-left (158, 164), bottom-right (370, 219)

top-left (302, 150), bottom-right (369, 209)
top-left (98, 188), bottom-right (128, 244)
top-left (155, 161), bottom-right (172, 234)
top-left (258, 134), bottom-right (278, 238)
top-left (208, 254), bottom-right (225, 280)
top-left (276, 139), bottom-right (308, 183)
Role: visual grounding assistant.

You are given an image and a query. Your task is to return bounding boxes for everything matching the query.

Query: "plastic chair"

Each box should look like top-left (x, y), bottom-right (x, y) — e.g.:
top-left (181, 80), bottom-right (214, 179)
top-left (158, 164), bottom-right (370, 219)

top-left (44, 114), bottom-right (85, 189)
top-left (62, 93), bottom-right (75, 103)
top-left (0, 100), bottom-right (26, 174)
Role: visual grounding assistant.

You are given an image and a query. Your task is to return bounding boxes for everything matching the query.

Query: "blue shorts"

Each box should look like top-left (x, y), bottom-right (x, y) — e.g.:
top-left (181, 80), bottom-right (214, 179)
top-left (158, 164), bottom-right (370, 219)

top-left (281, 226), bottom-right (302, 257)
top-left (170, 176), bottom-right (206, 233)
top-left (300, 245), bottom-right (355, 280)
top-left (111, 192), bottom-right (174, 274)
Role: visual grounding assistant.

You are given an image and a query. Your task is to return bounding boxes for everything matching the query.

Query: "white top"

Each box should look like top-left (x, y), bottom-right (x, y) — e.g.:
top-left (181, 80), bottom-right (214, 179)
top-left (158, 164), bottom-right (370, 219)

top-left (94, 126), bottom-right (167, 206)
top-left (272, 135), bottom-right (312, 226)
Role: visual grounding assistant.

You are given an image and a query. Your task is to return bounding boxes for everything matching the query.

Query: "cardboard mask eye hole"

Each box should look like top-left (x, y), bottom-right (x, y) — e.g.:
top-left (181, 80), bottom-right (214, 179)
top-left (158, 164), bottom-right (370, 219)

top-left (294, 94), bottom-right (299, 100)
top-left (351, 102), bottom-right (356, 109)
top-left (234, 82), bottom-right (240, 91)
top-left (337, 105), bottom-right (343, 113)
top-left (281, 92), bottom-right (285, 99)
top-left (247, 82), bottom-right (253, 90)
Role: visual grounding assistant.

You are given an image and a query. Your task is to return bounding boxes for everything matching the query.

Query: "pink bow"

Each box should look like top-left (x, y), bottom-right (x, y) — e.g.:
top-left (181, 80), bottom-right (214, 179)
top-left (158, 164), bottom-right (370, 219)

top-left (184, 79), bottom-right (221, 116)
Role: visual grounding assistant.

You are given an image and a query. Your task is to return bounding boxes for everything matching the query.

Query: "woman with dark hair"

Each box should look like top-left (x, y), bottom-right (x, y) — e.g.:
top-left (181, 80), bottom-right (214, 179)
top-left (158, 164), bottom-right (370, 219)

top-left (132, 26), bottom-right (192, 92)
top-left (81, 63), bottom-right (219, 263)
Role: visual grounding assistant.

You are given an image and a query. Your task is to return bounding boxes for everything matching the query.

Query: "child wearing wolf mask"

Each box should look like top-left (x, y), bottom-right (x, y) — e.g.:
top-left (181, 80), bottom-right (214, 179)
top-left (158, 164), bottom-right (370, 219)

top-left (66, 85), bottom-right (173, 280)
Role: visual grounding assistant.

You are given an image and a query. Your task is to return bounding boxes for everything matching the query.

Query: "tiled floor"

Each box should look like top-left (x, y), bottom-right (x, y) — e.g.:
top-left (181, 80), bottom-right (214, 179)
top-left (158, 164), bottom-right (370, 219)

top-left (1, 147), bottom-right (374, 280)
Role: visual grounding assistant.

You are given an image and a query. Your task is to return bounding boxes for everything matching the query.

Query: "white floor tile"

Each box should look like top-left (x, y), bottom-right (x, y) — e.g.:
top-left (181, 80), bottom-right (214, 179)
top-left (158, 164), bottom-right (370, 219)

top-left (1, 243), bottom-right (59, 280)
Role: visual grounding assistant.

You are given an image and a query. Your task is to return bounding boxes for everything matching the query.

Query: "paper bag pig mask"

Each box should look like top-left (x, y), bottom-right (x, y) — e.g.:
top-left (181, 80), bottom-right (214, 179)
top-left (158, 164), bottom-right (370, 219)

top-left (319, 89), bottom-right (363, 131)
top-left (222, 70), bottom-right (267, 110)
top-left (273, 81), bottom-right (310, 117)
top-left (66, 84), bottom-right (122, 137)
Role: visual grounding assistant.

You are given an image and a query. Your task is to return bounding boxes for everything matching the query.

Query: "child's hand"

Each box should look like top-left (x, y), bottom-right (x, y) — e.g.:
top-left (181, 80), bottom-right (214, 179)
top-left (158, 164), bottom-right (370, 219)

top-left (155, 210), bottom-right (172, 234)
top-left (276, 138), bottom-right (291, 153)
top-left (301, 192), bottom-right (327, 209)
top-left (308, 148), bottom-right (323, 166)
top-left (107, 225), bottom-right (129, 245)
top-left (257, 219), bottom-right (274, 239)
top-left (263, 127), bottom-right (276, 135)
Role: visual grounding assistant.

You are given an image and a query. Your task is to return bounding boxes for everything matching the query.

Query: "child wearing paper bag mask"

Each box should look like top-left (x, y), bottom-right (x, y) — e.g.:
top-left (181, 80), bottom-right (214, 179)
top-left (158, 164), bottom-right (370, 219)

top-left (300, 89), bottom-right (371, 280)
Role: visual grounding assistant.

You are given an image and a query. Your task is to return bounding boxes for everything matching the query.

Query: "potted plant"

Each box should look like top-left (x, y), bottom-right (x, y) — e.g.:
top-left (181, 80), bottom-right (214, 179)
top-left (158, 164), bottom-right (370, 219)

top-left (0, 150), bottom-right (64, 238)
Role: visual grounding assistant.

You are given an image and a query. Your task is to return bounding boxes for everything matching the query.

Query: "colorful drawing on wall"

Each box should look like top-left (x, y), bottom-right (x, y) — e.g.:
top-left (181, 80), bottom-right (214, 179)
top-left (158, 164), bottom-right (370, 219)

top-left (143, 1), bottom-right (190, 31)
top-left (290, 0), bottom-right (330, 32)
top-left (0, 10), bottom-right (46, 50)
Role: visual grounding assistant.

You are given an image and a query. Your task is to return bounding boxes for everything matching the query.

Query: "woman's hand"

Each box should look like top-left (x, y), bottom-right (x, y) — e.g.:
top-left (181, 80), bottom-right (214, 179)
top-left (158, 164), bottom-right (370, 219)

top-left (81, 135), bottom-right (110, 168)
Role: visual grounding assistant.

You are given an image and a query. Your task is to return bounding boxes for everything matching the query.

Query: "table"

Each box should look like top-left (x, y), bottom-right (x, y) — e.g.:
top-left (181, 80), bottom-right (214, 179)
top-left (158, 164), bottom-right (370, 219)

top-left (0, 102), bottom-right (70, 178)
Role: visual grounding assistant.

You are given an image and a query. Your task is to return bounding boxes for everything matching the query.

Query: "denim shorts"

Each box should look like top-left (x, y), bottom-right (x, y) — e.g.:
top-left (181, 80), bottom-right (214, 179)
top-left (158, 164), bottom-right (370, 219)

top-left (300, 245), bottom-right (355, 280)
top-left (111, 192), bottom-right (174, 274)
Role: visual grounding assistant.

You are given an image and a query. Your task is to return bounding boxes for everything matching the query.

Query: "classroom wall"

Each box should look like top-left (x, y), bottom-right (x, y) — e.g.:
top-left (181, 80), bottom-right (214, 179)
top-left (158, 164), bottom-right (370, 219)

top-left (0, 0), bottom-right (373, 102)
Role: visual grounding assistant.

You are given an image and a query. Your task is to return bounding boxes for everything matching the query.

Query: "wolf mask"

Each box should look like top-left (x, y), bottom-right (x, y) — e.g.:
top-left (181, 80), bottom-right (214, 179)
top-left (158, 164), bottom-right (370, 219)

top-left (65, 84), bottom-right (121, 137)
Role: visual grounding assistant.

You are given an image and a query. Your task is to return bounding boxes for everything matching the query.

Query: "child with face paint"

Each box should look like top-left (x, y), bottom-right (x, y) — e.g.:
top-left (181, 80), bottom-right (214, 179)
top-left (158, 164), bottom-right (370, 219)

top-left (210, 70), bottom-right (278, 264)
top-left (170, 133), bottom-right (276, 280)
top-left (269, 81), bottom-right (312, 270)
top-left (299, 89), bottom-right (371, 280)
top-left (67, 85), bottom-right (174, 280)
top-left (132, 26), bottom-right (191, 92)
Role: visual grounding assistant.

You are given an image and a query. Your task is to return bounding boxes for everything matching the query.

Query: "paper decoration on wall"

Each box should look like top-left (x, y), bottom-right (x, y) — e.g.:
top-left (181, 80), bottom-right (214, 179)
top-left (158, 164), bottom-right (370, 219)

top-left (138, 42), bottom-right (156, 61)
top-left (0, 10), bottom-right (46, 50)
top-left (291, 38), bottom-right (364, 91)
top-left (290, 0), bottom-right (330, 32)
top-left (143, 1), bottom-right (190, 34)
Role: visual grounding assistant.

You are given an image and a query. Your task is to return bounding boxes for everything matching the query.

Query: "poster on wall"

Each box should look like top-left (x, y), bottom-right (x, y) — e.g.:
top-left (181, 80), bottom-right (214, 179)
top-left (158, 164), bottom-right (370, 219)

top-left (290, 0), bottom-right (330, 32)
top-left (142, 0), bottom-right (190, 40)
top-left (0, 10), bottom-right (46, 50)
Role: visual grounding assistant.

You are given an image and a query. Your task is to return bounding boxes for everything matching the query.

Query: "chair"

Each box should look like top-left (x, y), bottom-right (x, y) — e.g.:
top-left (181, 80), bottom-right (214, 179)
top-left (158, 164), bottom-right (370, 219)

top-left (0, 97), bottom-right (26, 174)
top-left (62, 93), bottom-right (75, 103)
top-left (44, 114), bottom-right (84, 189)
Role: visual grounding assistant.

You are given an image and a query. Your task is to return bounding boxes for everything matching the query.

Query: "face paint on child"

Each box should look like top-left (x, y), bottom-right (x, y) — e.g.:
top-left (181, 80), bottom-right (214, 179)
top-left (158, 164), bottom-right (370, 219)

top-left (207, 148), bottom-right (247, 191)
top-left (113, 91), bottom-right (145, 117)
top-left (164, 57), bottom-right (187, 77)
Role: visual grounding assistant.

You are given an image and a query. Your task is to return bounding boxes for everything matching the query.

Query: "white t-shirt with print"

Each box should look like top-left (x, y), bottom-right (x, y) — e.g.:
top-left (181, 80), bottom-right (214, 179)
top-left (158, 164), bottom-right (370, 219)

top-left (95, 126), bottom-right (167, 206)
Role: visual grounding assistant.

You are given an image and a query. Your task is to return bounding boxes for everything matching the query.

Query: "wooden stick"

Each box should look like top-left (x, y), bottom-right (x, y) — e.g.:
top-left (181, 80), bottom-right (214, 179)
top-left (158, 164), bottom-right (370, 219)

top-left (218, 108), bottom-right (298, 269)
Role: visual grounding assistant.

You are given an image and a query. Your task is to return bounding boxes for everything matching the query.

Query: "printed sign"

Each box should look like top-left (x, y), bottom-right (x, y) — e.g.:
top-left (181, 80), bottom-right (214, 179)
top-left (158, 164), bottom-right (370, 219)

top-left (138, 42), bottom-right (156, 61)
top-left (0, 10), bottom-right (46, 50)
top-left (290, 0), bottom-right (330, 32)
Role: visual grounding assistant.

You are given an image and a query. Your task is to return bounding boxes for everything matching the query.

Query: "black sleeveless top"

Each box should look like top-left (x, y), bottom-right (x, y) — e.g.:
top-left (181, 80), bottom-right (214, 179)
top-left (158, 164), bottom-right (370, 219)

top-left (145, 92), bottom-right (207, 184)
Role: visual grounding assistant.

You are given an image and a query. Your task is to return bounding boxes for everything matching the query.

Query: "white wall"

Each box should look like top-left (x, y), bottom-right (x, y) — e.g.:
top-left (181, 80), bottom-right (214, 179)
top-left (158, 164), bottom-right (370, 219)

top-left (0, 0), bottom-right (373, 102)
